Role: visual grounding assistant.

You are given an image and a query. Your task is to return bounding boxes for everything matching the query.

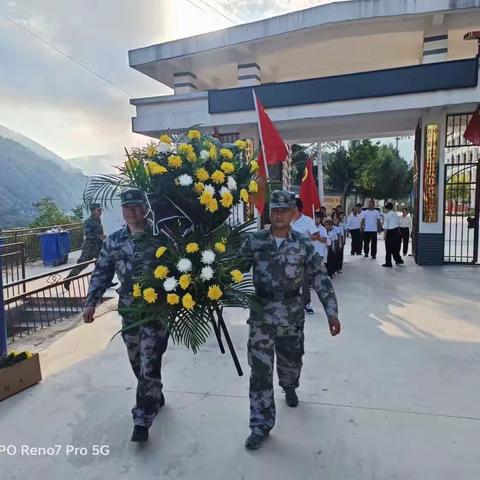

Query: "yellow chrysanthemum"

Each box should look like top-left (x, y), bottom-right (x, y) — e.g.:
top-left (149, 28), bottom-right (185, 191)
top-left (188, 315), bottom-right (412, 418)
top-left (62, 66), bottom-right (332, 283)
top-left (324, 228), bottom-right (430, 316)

top-left (178, 143), bottom-right (189, 154)
top-left (220, 162), bottom-right (235, 174)
top-left (248, 180), bottom-right (259, 193)
top-left (182, 293), bottom-right (196, 310)
top-left (250, 160), bottom-right (259, 173)
top-left (146, 144), bottom-right (158, 157)
top-left (167, 293), bottom-right (180, 305)
top-left (199, 190), bottom-right (214, 206)
top-left (154, 265), bottom-right (169, 280)
top-left (211, 170), bottom-right (225, 185)
top-left (220, 191), bottom-right (234, 208)
top-left (240, 188), bottom-right (249, 202)
top-left (168, 155), bottom-right (183, 169)
top-left (132, 283), bottom-right (142, 298)
top-left (187, 151), bottom-right (197, 162)
top-left (159, 134), bottom-right (172, 144)
top-left (215, 242), bottom-right (226, 253)
top-left (196, 168), bottom-right (210, 182)
top-left (186, 242), bottom-right (200, 253)
top-left (230, 269), bottom-right (244, 283)
top-left (207, 285), bottom-right (223, 301)
top-left (156, 246), bottom-right (167, 258)
top-left (179, 274), bottom-right (191, 290)
top-left (209, 146), bottom-right (217, 160)
top-left (25, 352), bottom-right (33, 359)
top-left (207, 198), bottom-right (219, 213)
top-left (146, 161), bottom-right (168, 175)
top-left (220, 148), bottom-right (233, 160)
top-left (125, 158), bottom-right (139, 171)
top-left (193, 182), bottom-right (205, 193)
top-left (188, 129), bottom-right (201, 140)
top-left (143, 288), bottom-right (158, 304)
top-left (234, 140), bottom-right (246, 150)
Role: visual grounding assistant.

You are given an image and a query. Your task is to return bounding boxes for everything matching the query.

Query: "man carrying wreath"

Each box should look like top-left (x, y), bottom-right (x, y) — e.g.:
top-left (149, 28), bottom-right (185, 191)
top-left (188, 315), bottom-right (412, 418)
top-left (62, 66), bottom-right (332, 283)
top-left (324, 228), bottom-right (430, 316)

top-left (240, 190), bottom-right (341, 450)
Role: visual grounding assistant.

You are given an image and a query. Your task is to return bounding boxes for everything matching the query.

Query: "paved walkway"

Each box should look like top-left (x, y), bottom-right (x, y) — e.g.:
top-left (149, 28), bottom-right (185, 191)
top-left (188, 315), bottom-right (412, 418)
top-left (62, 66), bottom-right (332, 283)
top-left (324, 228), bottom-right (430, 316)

top-left (1, 240), bottom-right (480, 479)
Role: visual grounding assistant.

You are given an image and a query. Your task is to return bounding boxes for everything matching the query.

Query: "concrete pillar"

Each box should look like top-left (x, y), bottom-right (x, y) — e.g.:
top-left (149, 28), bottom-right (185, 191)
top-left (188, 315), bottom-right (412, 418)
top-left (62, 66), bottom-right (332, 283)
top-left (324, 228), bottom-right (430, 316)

top-left (237, 63), bottom-right (261, 87)
top-left (173, 72), bottom-right (197, 95)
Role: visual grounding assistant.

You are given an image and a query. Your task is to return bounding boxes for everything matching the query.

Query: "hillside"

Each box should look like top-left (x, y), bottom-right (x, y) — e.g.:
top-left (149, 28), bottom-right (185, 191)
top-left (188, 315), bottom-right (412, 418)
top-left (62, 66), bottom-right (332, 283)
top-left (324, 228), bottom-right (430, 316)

top-left (0, 128), bottom-right (87, 228)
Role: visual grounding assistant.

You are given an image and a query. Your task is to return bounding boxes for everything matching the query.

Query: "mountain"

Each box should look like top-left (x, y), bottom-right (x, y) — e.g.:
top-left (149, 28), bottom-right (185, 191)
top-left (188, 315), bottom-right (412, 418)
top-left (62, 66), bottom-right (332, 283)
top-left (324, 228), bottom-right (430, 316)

top-left (66, 154), bottom-right (119, 175)
top-left (0, 126), bottom-right (87, 228)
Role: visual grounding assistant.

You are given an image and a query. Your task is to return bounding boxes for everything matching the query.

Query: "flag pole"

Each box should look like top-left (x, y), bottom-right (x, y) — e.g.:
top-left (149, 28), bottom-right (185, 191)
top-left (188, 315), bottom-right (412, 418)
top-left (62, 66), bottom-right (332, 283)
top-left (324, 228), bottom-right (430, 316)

top-left (252, 90), bottom-right (269, 180)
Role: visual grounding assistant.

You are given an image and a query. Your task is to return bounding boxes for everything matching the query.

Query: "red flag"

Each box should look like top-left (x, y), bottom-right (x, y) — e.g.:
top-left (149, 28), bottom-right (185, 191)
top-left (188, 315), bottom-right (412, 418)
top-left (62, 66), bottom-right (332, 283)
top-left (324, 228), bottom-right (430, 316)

top-left (464, 106), bottom-right (480, 145)
top-left (299, 158), bottom-right (320, 218)
top-left (253, 91), bottom-right (288, 165)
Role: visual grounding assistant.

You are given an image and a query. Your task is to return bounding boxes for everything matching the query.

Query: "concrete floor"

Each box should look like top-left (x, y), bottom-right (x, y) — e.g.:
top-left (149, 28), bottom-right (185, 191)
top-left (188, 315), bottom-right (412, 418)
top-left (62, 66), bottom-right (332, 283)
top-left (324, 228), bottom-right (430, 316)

top-left (1, 240), bottom-right (480, 480)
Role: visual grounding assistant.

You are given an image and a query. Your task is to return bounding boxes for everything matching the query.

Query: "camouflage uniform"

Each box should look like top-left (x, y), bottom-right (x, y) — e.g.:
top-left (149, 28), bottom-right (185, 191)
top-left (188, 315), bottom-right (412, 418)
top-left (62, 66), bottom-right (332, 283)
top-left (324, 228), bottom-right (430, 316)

top-left (85, 198), bottom-right (168, 429)
top-left (65, 215), bottom-right (104, 281)
top-left (240, 194), bottom-right (338, 436)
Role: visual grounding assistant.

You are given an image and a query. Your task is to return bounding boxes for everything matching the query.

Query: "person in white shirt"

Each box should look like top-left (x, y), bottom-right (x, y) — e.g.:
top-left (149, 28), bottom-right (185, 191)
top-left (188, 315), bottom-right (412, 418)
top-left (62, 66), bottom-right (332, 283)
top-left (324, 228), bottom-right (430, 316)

top-left (361, 200), bottom-right (382, 259)
top-left (314, 211), bottom-right (328, 261)
top-left (346, 205), bottom-right (363, 255)
top-left (333, 213), bottom-right (344, 273)
top-left (323, 217), bottom-right (337, 277)
top-left (382, 202), bottom-right (404, 267)
top-left (291, 198), bottom-right (323, 315)
top-left (399, 208), bottom-right (412, 256)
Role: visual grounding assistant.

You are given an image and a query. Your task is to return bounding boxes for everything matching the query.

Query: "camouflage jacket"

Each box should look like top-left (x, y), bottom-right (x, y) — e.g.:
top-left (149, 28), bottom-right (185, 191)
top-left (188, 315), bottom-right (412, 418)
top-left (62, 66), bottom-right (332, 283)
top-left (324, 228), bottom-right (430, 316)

top-left (85, 224), bottom-right (159, 309)
top-left (240, 228), bottom-right (338, 325)
top-left (82, 216), bottom-right (104, 249)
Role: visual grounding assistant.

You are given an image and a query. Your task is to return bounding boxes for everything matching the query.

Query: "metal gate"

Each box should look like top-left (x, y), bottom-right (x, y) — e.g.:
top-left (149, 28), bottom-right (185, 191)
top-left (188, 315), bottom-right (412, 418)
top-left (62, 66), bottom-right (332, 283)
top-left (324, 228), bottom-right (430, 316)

top-left (444, 113), bottom-right (480, 264)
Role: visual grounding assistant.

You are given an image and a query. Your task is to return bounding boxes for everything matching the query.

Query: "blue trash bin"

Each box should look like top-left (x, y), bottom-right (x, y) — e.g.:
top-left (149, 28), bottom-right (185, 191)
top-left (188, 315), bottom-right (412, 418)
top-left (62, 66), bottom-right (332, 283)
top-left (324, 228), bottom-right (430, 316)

top-left (39, 232), bottom-right (71, 266)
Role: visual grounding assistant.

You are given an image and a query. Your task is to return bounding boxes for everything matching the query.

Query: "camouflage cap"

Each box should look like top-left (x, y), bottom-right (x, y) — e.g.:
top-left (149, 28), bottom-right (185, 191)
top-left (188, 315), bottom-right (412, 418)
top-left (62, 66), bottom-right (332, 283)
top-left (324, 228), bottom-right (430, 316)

top-left (89, 203), bottom-right (101, 211)
top-left (120, 188), bottom-right (145, 206)
top-left (269, 190), bottom-right (296, 209)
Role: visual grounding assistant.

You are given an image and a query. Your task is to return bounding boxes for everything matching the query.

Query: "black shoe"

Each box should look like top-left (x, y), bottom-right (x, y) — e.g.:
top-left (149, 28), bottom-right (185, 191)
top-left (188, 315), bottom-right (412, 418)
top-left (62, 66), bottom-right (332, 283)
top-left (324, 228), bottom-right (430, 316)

top-left (371, 256), bottom-right (376, 259)
top-left (304, 304), bottom-right (314, 315)
top-left (396, 260), bottom-right (404, 265)
top-left (364, 254), bottom-right (368, 257)
top-left (350, 252), bottom-right (355, 256)
top-left (245, 432), bottom-right (269, 450)
top-left (382, 263), bottom-right (393, 268)
top-left (285, 388), bottom-right (299, 407)
top-left (131, 425), bottom-right (149, 442)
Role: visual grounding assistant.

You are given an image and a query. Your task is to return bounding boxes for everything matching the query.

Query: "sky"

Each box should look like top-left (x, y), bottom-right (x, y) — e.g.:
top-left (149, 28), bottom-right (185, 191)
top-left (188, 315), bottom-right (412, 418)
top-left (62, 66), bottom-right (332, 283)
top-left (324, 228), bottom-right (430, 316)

top-left (0, 0), bottom-right (412, 166)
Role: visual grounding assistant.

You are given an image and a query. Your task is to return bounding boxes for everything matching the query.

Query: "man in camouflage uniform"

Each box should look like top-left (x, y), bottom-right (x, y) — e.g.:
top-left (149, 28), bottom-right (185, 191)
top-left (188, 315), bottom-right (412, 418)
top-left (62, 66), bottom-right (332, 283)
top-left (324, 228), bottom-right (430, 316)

top-left (64, 203), bottom-right (106, 291)
top-left (240, 190), bottom-right (341, 450)
top-left (83, 189), bottom-right (168, 443)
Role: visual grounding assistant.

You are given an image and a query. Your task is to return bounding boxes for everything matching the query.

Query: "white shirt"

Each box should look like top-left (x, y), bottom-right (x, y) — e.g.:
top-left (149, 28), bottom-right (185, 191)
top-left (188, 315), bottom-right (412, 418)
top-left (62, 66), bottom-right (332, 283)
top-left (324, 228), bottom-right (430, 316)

top-left (362, 209), bottom-right (382, 232)
top-left (399, 215), bottom-right (412, 229)
top-left (347, 213), bottom-right (362, 230)
top-left (314, 225), bottom-right (328, 259)
top-left (383, 211), bottom-right (400, 230)
top-left (292, 214), bottom-right (318, 237)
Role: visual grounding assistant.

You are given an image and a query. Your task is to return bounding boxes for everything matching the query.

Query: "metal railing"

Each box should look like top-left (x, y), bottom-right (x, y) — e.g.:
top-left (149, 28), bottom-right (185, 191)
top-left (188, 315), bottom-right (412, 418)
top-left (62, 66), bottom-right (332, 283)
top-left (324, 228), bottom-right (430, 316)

top-left (0, 223), bottom-right (83, 262)
top-left (3, 260), bottom-right (96, 342)
top-left (0, 243), bottom-right (26, 299)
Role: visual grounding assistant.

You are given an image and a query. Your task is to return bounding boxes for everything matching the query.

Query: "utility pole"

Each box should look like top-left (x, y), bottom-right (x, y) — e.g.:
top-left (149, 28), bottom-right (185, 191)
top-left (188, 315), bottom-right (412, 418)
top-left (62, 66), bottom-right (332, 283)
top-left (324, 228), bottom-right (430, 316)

top-left (316, 142), bottom-right (325, 204)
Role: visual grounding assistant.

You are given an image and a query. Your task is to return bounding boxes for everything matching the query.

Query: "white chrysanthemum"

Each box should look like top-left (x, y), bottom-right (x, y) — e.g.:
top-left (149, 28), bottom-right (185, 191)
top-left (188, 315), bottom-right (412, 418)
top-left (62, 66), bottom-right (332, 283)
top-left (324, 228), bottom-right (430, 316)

top-left (220, 186), bottom-right (231, 196)
top-left (158, 143), bottom-right (171, 153)
top-left (201, 249), bottom-right (216, 265)
top-left (178, 174), bottom-right (193, 187)
top-left (177, 258), bottom-right (192, 273)
top-left (200, 150), bottom-right (210, 160)
top-left (163, 277), bottom-right (178, 292)
top-left (227, 176), bottom-right (237, 191)
top-left (203, 184), bottom-right (215, 195)
top-left (200, 266), bottom-right (214, 281)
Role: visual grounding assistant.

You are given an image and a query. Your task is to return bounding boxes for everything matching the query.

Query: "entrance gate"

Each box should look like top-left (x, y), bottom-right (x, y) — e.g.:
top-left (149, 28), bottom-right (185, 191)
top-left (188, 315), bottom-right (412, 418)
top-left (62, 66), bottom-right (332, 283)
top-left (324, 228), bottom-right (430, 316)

top-left (444, 113), bottom-right (480, 264)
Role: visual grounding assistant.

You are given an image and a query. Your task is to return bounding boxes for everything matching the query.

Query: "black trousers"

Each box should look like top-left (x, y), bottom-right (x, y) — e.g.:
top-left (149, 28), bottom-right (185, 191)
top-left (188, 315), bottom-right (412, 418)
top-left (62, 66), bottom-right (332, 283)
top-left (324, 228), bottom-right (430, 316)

top-left (326, 247), bottom-right (336, 277)
top-left (350, 229), bottom-right (362, 255)
top-left (363, 231), bottom-right (378, 257)
top-left (337, 245), bottom-right (344, 271)
top-left (400, 227), bottom-right (410, 255)
top-left (385, 229), bottom-right (402, 265)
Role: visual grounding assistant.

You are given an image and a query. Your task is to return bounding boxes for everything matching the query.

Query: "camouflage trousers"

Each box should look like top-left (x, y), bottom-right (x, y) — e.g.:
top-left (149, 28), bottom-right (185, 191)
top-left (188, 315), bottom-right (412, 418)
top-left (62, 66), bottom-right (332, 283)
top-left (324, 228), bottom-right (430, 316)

top-left (65, 242), bottom-right (102, 281)
top-left (121, 318), bottom-right (169, 428)
top-left (248, 321), bottom-right (305, 435)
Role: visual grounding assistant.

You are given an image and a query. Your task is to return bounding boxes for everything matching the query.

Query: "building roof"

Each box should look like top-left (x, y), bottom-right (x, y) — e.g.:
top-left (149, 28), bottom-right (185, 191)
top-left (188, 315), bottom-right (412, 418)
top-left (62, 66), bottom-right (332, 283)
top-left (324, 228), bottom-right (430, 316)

top-left (129, 0), bottom-right (480, 89)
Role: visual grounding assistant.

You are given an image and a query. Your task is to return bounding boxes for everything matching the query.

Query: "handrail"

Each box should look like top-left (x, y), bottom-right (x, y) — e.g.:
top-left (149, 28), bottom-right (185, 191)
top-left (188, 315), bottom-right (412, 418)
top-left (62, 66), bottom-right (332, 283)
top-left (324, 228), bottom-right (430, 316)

top-left (4, 260), bottom-right (96, 289)
top-left (1, 223), bottom-right (83, 236)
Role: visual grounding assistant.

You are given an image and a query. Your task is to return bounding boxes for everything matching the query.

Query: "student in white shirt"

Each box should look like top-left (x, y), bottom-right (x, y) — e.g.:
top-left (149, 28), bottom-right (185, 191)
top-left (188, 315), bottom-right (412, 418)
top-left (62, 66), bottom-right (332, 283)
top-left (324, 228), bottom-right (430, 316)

top-left (333, 213), bottom-right (344, 273)
top-left (346, 205), bottom-right (363, 255)
top-left (323, 217), bottom-right (337, 278)
top-left (291, 198), bottom-right (322, 315)
top-left (382, 202), bottom-right (403, 267)
top-left (361, 200), bottom-right (382, 259)
top-left (314, 211), bottom-right (328, 261)
top-left (399, 207), bottom-right (412, 256)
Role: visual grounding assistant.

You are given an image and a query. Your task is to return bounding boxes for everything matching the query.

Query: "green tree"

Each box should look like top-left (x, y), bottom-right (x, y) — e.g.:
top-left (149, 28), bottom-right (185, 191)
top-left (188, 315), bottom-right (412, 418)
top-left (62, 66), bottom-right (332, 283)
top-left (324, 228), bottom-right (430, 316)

top-left (323, 145), bottom-right (357, 206)
top-left (291, 144), bottom-right (309, 186)
top-left (29, 197), bottom-right (72, 228)
top-left (445, 172), bottom-right (471, 203)
top-left (70, 204), bottom-right (85, 223)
